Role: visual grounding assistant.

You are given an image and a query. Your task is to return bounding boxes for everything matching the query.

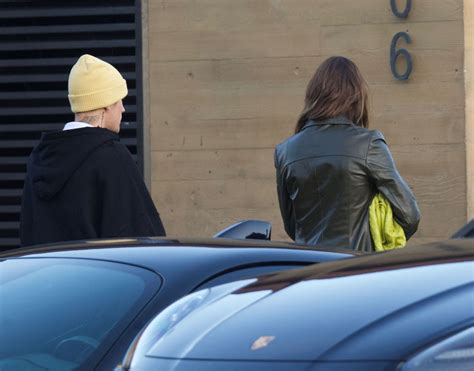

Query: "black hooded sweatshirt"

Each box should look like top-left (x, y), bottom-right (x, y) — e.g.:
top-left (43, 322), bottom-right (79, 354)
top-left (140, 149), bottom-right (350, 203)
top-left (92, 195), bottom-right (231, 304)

top-left (20, 127), bottom-right (166, 246)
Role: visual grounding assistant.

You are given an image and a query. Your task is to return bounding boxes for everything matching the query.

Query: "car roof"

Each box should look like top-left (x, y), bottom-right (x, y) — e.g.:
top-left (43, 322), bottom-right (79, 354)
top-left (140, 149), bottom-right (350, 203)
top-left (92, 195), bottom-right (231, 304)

top-left (0, 237), bottom-right (361, 257)
top-left (0, 237), bottom-right (359, 279)
top-left (137, 239), bottom-right (474, 363)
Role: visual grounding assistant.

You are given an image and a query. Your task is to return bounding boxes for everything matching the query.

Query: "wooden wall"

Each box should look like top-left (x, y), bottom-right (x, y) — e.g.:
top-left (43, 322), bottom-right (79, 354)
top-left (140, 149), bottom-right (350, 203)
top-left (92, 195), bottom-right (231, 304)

top-left (146, 0), bottom-right (466, 243)
top-left (465, 0), bottom-right (474, 222)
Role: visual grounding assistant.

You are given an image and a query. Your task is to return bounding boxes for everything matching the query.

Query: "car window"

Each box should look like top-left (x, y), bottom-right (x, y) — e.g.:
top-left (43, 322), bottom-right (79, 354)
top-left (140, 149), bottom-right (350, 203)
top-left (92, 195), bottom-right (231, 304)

top-left (195, 263), bottom-right (309, 290)
top-left (0, 258), bottom-right (161, 371)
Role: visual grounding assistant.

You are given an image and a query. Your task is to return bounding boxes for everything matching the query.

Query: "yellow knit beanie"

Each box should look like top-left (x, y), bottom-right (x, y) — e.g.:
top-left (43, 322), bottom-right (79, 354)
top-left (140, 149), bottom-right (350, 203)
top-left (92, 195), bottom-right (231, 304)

top-left (68, 54), bottom-right (128, 113)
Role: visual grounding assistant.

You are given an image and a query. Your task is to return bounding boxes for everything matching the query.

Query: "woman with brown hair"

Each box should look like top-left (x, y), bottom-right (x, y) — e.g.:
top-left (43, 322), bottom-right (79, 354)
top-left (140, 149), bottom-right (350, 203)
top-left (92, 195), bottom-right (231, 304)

top-left (274, 56), bottom-right (420, 251)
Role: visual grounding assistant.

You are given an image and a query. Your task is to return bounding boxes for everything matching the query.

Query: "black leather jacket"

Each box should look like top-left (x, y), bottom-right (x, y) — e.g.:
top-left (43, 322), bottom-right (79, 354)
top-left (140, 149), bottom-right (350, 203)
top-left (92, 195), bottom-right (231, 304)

top-left (274, 117), bottom-right (420, 252)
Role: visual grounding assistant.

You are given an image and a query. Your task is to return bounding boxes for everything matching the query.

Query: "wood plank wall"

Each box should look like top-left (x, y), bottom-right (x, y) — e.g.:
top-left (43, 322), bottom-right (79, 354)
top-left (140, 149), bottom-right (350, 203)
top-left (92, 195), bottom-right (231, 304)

top-left (465, 0), bottom-right (474, 223)
top-left (146, 0), bottom-right (465, 244)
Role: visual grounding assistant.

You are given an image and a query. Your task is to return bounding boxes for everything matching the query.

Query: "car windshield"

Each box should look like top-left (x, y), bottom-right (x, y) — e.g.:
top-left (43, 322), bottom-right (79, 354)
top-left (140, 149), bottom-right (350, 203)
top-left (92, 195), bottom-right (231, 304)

top-left (0, 257), bottom-right (161, 371)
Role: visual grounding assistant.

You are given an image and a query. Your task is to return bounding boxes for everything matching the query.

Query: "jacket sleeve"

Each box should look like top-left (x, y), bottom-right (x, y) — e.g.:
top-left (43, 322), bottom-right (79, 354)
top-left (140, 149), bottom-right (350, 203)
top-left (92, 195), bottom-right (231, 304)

top-left (97, 144), bottom-right (166, 238)
top-left (367, 131), bottom-right (420, 239)
top-left (274, 146), bottom-right (296, 240)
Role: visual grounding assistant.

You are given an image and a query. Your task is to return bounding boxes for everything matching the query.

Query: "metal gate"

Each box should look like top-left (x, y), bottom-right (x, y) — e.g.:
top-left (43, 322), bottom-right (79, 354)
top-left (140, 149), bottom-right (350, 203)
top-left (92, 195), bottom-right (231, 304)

top-left (0, 0), bottom-right (143, 250)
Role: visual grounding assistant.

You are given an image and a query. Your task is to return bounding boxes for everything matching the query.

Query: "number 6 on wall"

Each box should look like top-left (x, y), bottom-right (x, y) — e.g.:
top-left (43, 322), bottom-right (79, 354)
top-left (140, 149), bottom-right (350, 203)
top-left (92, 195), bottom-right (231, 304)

top-left (390, 31), bottom-right (412, 81)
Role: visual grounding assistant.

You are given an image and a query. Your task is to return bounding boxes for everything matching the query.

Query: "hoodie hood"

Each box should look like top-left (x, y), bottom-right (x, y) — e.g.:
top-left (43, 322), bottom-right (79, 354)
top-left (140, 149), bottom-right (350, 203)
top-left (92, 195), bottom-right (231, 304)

top-left (29, 127), bottom-right (118, 200)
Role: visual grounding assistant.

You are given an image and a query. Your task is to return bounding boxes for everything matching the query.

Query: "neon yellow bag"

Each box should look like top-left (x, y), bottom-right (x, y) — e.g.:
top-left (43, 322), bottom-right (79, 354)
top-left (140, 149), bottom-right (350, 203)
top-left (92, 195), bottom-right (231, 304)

top-left (369, 193), bottom-right (406, 252)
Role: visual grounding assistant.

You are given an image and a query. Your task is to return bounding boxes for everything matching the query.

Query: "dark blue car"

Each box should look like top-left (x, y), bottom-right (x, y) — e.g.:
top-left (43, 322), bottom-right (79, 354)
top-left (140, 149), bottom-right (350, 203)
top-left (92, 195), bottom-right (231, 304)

top-left (123, 240), bottom-right (474, 371)
top-left (0, 234), bottom-right (355, 370)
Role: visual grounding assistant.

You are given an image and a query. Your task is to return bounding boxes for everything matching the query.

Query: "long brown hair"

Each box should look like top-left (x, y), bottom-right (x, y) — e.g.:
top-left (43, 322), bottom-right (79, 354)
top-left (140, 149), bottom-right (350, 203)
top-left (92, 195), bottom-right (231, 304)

top-left (295, 56), bottom-right (369, 133)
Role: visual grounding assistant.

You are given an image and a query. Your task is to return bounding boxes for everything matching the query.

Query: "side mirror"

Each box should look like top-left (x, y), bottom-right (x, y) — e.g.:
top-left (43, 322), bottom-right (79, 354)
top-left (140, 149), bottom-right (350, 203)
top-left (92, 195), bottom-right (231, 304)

top-left (451, 219), bottom-right (474, 238)
top-left (214, 220), bottom-right (272, 240)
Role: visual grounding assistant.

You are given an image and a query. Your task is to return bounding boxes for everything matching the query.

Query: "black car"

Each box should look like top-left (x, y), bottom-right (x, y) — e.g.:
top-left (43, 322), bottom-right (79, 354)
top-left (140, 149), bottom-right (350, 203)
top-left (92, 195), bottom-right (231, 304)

top-left (0, 235), bottom-right (356, 371)
top-left (123, 240), bottom-right (474, 371)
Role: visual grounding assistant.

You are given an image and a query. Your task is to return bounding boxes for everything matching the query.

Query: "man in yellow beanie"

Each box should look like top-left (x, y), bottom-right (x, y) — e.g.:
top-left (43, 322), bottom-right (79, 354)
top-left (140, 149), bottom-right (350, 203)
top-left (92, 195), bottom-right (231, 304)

top-left (20, 54), bottom-right (166, 246)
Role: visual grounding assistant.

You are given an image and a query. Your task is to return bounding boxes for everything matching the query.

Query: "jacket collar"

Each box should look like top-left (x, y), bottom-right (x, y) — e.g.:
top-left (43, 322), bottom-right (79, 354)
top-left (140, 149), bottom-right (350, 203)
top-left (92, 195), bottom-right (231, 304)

top-left (303, 116), bottom-right (353, 130)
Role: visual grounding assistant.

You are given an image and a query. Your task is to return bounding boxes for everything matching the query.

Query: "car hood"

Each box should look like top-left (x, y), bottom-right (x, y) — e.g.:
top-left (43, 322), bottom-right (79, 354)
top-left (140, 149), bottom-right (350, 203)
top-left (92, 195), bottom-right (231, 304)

top-left (136, 259), bottom-right (473, 362)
